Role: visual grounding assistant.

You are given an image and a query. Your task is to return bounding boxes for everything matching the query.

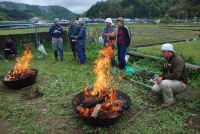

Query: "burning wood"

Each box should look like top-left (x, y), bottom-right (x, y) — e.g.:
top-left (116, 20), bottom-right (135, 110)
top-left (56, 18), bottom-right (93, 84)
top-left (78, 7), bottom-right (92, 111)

top-left (4, 49), bottom-right (33, 81)
top-left (1, 49), bottom-right (38, 89)
top-left (91, 104), bottom-right (102, 118)
top-left (72, 39), bottom-right (131, 122)
top-left (83, 96), bottom-right (106, 109)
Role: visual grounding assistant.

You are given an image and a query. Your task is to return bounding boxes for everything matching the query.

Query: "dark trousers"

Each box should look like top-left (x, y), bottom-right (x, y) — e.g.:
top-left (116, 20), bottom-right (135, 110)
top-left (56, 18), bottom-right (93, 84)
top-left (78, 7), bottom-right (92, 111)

top-left (70, 40), bottom-right (77, 58)
top-left (117, 43), bottom-right (127, 69)
top-left (77, 44), bottom-right (86, 63)
top-left (104, 43), bottom-right (115, 67)
top-left (4, 48), bottom-right (17, 60)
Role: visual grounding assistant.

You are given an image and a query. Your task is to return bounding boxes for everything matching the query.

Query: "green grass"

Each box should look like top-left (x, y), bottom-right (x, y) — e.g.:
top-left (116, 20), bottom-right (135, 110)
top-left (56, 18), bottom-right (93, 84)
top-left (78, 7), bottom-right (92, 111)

top-left (0, 42), bottom-right (199, 134)
top-left (88, 23), bottom-right (199, 47)
top-left (0, 27), bottom-right (68, 35)
top-left (135, 40), bottom-right (200, 90)
top-left (135, 39), bottom-right (200, 65)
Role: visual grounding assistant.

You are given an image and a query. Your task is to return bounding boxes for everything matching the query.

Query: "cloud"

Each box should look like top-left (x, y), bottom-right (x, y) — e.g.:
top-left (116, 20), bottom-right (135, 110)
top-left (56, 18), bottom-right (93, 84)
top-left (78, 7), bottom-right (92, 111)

top-left (0, 0), bottom-right (105, 13)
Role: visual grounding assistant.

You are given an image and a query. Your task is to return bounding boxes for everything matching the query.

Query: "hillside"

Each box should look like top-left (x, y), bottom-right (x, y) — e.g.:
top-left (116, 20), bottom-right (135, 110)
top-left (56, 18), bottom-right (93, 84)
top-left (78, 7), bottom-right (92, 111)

top-left (167, 0), bottom-right (200, 19)
top-left (86, 0), bottom-right (184, 18)
top-left (0, 1), bottom-right (78, 21)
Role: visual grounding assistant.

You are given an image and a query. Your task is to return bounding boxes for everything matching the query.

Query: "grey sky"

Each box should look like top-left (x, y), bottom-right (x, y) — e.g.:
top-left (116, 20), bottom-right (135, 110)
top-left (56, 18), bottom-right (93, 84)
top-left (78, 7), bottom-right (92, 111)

top-left (0, 0), bottom-right (106, 13)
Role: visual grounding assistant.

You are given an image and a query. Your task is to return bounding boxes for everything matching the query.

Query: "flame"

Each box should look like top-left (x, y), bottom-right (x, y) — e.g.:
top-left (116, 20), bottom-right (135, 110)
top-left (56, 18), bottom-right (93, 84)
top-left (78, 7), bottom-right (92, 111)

top-left (76, 38), bottom-right (123, 118)
top-left (4, 49), bottom-right (33, 81)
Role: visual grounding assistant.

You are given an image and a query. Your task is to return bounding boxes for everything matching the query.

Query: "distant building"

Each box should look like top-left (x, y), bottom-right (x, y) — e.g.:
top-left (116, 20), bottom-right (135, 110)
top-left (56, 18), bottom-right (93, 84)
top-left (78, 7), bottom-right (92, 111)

top-left (93, 18), bottom-right (105, 23)
top-left (154, 19), bottom-right (161, 24)
top-left (30, 17), bottom-right (42, 23)
top-left (124, 18), bottom-right (135, 24)
top-left (30, 17), bottom-right (47, 24)
top-left (79, 17), bottom-right (92, 23)
top-left (60, 20), bottom-right (69, 23)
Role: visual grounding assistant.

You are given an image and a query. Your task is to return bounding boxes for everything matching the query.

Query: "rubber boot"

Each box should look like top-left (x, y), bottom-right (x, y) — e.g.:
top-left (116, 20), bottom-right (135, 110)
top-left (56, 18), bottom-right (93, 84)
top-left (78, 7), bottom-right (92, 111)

top-left (54, 51), bottom-right (58, 62)
top-left (60, 50), bottom-right (64, 61)
top-left (72, 52), bottom-right (76, 60)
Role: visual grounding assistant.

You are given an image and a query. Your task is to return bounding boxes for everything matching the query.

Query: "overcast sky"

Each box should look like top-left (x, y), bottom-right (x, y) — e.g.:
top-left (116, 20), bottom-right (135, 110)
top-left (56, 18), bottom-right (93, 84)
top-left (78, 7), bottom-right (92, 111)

top-left (0, 0), bottom-right (106, 14)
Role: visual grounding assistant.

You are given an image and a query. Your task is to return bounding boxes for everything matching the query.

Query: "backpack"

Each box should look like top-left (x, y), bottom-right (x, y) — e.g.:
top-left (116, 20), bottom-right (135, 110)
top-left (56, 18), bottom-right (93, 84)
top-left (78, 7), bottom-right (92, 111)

top-left (124, 26), bottom-right (131, 47)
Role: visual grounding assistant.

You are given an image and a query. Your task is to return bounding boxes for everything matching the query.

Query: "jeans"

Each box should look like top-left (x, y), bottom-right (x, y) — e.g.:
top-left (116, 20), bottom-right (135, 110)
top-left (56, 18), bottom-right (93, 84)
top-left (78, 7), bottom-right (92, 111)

top-left (4, 48), bottom-right (17, 60)
top-left (117, 43), bottom-right (127, 69)
top-left (52, 38), bottom-right (63, 60)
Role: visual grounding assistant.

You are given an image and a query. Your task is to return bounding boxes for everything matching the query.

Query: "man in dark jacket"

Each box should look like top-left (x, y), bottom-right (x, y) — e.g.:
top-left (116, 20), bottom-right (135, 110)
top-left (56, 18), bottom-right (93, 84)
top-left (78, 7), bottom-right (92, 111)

top-left (75, 22), bottom-right (86, 64)
top-left (152, 43), bottom-right (187, 108)
top-left (68, 19), bottom-right (79, 60)
top-left (117, 17), bottom-right (131, 69)
top-left (3, 37), bottom-right (18, 62)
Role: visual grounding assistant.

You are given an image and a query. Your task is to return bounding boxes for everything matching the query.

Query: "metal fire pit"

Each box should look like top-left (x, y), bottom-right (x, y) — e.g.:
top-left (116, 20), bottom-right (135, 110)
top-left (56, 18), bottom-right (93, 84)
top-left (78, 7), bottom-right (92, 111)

top-left (1, 69), bottom-right (38, 89)
top-left (72, 89), bottom-right (131, 126)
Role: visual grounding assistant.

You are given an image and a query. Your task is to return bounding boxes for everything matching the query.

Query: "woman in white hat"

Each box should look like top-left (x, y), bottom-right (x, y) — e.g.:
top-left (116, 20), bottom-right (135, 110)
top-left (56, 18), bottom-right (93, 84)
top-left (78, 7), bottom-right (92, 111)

top-left (102, 18), bottom-right (116, 67)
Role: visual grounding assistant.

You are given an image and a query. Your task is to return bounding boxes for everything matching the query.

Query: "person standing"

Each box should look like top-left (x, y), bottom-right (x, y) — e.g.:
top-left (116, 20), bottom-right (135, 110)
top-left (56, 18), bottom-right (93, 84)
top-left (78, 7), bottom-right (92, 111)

top-left (102, 18), bottom-right (116, 67)
top-left (68, 19), bottom-right (79, 60)
top-left (152, 43), bottom-right (187, 108)
top-left (3, 37), bottom-right (18, 62)
top-left (76, 22), bottom-right (86, 64)
top-left (49, 18), bottom-right (64, 62)
top-left (117, 17), bottom-right (131, 70)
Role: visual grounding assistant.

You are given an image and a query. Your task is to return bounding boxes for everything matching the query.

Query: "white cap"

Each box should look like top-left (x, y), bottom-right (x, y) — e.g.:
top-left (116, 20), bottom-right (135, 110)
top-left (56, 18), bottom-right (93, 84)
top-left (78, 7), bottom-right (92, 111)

top-left (54, 18), bottom-right (60, 24)
top-left (161, 43), bottom-right (175, 52)
top-left (105, 18), bottom-right (113, 25)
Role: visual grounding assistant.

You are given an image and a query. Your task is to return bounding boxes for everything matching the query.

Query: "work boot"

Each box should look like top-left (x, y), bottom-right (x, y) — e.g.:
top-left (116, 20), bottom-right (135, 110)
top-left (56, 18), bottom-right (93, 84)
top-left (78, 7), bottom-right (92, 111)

top-left (53, 51), bottom-right (58, 63)
top-left (72, 52), bottom-right (76, 60)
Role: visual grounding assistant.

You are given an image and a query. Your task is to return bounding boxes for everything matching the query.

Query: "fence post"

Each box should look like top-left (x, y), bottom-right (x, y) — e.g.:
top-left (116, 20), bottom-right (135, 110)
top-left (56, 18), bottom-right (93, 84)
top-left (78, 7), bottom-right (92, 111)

top-left (87, 23), bottom-right (90, 45)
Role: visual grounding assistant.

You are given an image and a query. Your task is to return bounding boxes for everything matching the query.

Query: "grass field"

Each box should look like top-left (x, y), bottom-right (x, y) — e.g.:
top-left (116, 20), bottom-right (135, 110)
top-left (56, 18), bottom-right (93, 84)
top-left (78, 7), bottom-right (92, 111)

top-left (135, 39), bottom-right (200, 65)
top-left (0, 27), bottom-right (69, 35)
top-left (0, 23), bottom-right (199, 48)
top-left (0, 42), bottom-right (199, 134)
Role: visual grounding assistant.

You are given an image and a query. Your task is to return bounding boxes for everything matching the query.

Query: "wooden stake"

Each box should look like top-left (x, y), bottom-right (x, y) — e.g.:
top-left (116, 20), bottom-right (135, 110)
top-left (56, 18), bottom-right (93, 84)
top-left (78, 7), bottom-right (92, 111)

top-left (91, 104), bottom-right (102, 118)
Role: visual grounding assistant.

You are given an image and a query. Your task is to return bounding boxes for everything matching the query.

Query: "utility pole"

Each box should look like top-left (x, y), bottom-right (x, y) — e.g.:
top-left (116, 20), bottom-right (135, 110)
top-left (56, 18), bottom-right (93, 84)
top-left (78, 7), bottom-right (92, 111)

top-left (87, 23), bottom-right (90, 45)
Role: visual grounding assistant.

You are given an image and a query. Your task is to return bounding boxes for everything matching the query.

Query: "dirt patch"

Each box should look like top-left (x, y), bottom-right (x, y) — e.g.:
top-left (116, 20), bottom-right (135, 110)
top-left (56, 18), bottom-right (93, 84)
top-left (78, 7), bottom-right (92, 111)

top-left (0, 85), bottom-right (33, 93)
top-left (0, 118), bottom-right (11, 134)
top-left (0, 84), bottom-right (43, 100)
top-left (47, 116), bottom-right (85, 134)
top-left (177, 86), bottom-right (197, 100)
top-left (23, 89), bottom-right (43, 100)
top-left (188, 115), bottom-right (200, 132)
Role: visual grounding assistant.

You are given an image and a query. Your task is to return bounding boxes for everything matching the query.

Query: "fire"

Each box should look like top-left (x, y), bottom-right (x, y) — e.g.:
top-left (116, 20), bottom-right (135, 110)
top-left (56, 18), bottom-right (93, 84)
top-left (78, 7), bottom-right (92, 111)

top-left (76, 39), bottom-right (124, 118)
top-left (4, 49), bottom-right (33, 81)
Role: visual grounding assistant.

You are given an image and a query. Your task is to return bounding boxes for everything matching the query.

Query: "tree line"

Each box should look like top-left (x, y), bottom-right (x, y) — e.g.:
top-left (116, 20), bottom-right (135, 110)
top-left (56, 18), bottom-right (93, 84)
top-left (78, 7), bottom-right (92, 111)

top-left (85, 0), bottom-right (199, 19)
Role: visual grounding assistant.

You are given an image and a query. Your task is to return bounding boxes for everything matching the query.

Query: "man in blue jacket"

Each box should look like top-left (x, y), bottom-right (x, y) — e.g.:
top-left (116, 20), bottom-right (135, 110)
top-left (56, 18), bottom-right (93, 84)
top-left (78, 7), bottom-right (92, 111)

top-left (68, 20), bottom-right (79, 60)
top-left (49, 18), bottom-right (64, 62)
top-left (75, 21), bottom-right (86, 64)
